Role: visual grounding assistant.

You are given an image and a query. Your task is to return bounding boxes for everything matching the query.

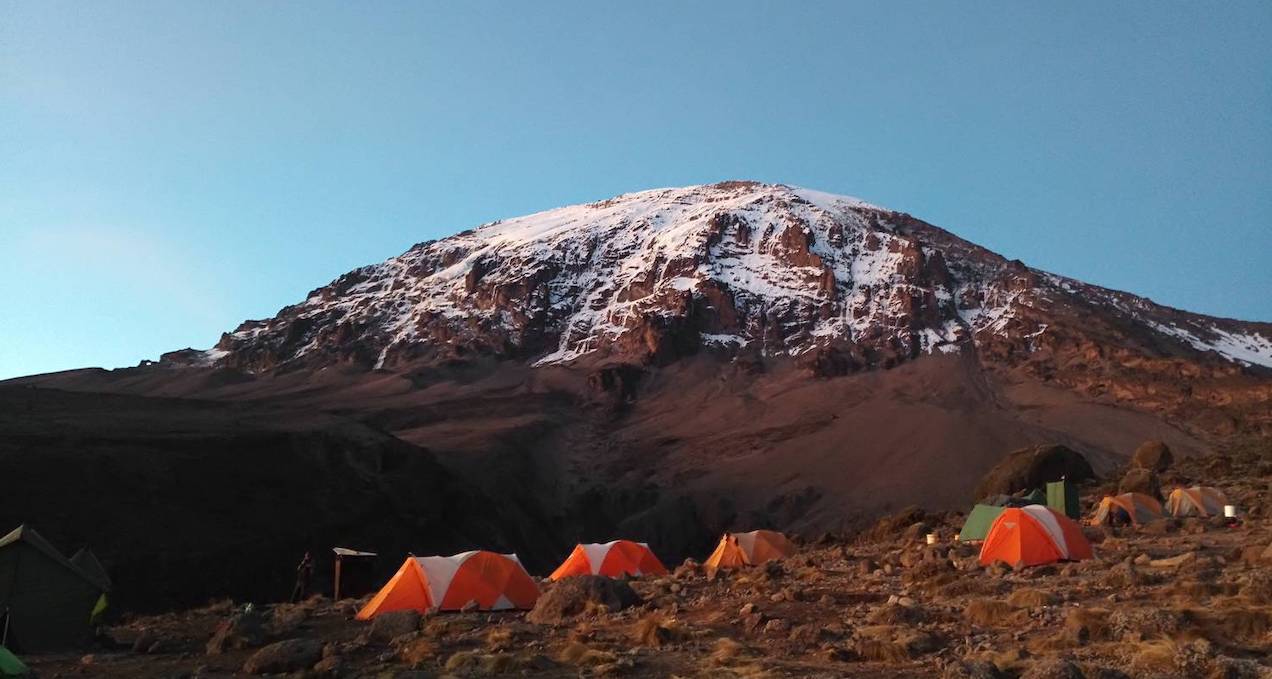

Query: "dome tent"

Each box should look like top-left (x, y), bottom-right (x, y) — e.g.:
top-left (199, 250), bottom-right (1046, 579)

top-left (704, 530), bottom-right (794, 571)
top-left (979, 505), bottom-right (1092, 568)
top-left (1089, 493), bottom-right (1163, 526)
top-left (1165, 486), bottom-right (1226, 518)
top-left (549, 540), bottom-right (667, 580)
top-left (356, 551), bottom-right (539, 619)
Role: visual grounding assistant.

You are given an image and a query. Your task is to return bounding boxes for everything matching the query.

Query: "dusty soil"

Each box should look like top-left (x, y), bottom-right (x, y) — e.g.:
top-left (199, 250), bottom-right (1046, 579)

top-left (22, 441), bottom-right (1272, 678)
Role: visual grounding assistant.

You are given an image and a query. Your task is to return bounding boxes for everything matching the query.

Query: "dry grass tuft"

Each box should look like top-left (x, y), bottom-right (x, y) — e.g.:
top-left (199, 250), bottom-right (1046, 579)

top-left (706, 637), bottom-right (748, 666)
top-left (631, 612), bottom-right (687, 648)
top-left (398, 636), bottom-right (438, 667)
top-left (1129, 638), bottom-right (1181, 674)
top-left (963, 599), bottom-right (1019, 627)
top-left (853, 638), bottom-right (912, 663)
top-left (939, 577), bottom-right (1008, 598)
top-left (484, 626), bottom-right (514, 652)
top-left (1191, 605), bottom-right (1272, 642)
top-left (443, 650), bottom-right (526, 674)
top-left (867, 603), bottom-right (926, 625)
top-left (1007, 587), bottom-right (1057, 608)
top-left (557, 641), bottom-right (618, 667)
top-left (1062, 607), bottom-right (1110, 645)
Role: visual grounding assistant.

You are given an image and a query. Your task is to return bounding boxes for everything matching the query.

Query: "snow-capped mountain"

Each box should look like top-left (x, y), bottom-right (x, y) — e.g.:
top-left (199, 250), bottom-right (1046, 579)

top-left (171, 180), bottom-right (1272, 379)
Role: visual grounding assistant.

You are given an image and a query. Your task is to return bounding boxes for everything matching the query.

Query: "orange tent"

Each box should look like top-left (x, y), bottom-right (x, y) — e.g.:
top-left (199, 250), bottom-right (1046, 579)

top-left (979, 505), bottom-right (1092, 568)
top-left (704, 530), bottom-right (794, 571)
top-left (549, 540), bottom-right (668, 580)
top-left (1165, 486), bottom-right (1226, 518)
top-left (1089, 493), bottom-right (1163, 526)
top-left (356, 551), bottom-right (539, 619)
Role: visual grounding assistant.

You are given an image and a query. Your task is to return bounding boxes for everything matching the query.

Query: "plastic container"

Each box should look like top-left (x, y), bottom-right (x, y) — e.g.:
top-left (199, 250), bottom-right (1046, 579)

top-left (1224, 505), bottom-right (1237, 518)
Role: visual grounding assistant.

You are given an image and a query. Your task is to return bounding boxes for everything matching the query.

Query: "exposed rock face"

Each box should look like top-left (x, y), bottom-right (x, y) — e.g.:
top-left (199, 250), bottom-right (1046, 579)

top-left (158, 181), bottom-right (1272, 436)
top-left (1131, 440), bottom-right (1174, 472)
top-left (527, 576), bottom-right (642, 625)
top-left (1118, 468), bottom-right (1163, 501)
top-left (972, 444), bottom-right (1095, 501)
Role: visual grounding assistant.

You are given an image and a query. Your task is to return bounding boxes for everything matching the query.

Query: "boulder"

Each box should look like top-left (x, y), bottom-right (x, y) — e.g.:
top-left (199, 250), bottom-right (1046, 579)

top-left (527, 576), bottom-right (641, 624)
top-left (206, 610), bottom-right (267, 655)
top-left (1130, 440), bottom-right (1173, 472)
top-left (1117, 468), bottom-right (1162, 500)
top-left (269, 603), bottom-right (310, 636)
top-left (242, 638), bottom-right (323, 675)
top-left (368, 610), bottom-right (421, 643)
top-left (973, 444), bottom-right (1094, 501)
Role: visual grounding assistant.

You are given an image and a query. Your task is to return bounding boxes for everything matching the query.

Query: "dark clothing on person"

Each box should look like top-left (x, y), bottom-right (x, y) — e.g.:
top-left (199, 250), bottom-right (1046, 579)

top-left (290, 553), bottom-right (314, 603)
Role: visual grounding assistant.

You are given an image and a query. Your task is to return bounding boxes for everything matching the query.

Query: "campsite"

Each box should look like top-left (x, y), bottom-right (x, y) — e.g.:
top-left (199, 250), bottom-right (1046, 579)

top-left (5, 438), bottom-right (1270, 678)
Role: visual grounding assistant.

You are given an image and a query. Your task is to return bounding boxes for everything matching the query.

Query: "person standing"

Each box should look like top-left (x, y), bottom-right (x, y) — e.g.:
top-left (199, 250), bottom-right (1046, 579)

top-left (290, 552), bottom-right (314, 603)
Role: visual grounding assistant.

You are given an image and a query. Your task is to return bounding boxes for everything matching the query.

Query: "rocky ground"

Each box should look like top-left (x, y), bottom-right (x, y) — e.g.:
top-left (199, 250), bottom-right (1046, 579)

top-left (23, 442), bottom-right (1272, 679)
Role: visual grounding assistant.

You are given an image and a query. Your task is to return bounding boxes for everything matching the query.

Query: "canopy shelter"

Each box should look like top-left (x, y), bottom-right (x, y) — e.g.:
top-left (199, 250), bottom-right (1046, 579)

top-left (958, 504), bottom-right (1006, 542)
top-left (704, 530), bottom-right (794, 571)
top-left (356, 551), bottom-right (539, 619)
top-left (550, 540), bottom-right (667, 581)
top-left (1166, 486), bottom-right (1227, 518)
top-left (0, 526), bottom-right (107, 653)
top-left (1089, 493), bottom-right (1163, 526)
top-left (332, 547), bottom-right (377, 601)
top-left (979, 505), bottom-right (1093, 569)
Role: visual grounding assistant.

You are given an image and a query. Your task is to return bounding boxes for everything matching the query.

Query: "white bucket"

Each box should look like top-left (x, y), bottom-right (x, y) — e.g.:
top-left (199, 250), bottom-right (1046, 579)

top-left (925, 532), bottom-right (938, 545)
top-left (1224, 505), bottom-right (1236, 518)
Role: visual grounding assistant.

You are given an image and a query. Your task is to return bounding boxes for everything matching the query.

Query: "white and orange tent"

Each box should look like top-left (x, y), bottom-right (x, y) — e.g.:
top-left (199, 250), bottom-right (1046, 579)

top-left (979, 505), bottom-right (1093, 568)
top-left (1165, 486), bottom-right (1227, 518)
top-left (549, 540), bottom-right (668, 581)
top-left (356, 551), bottom-right (539, 619)
top-left (704, 530), bottom-right (794, 571)
top-left (1089, 493), bottom-right (1164, 526)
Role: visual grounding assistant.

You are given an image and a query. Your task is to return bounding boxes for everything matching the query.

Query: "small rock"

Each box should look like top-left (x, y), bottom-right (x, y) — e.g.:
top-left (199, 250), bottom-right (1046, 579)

top-left (762, 618), bottom-right (790, 635)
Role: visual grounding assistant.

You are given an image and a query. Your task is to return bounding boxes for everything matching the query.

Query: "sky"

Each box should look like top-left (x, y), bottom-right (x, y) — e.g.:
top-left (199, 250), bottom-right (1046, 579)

top-left (1, 2), bottom-right (1270, 380)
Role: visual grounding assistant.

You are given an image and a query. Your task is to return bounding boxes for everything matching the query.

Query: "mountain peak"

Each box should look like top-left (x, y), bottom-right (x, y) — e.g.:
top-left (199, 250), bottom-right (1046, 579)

top-left (171, 183), bottom-right (1272, 384)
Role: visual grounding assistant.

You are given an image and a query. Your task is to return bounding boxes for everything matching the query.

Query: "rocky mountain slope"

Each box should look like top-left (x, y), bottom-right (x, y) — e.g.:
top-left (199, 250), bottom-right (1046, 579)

top-left (5, 180), bottom-right (1272, 611)
top-left (162, 180), bottom-right (1272, 436)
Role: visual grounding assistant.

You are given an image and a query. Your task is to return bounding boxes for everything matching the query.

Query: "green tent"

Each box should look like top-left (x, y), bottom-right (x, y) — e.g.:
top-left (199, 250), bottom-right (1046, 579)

top-left (958, 504), bottom-right (1006, 542)
top-left (1046, 480), bottom-right (1080, 520)
top-left (0, 646), bottom-right (29, 676)
top-left (0, 526), bottom-right (105, 653)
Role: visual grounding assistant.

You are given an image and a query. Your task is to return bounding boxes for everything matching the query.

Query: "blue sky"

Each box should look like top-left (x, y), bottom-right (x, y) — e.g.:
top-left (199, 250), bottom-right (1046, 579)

top-left (2, 2), bottom-right (1270, 380)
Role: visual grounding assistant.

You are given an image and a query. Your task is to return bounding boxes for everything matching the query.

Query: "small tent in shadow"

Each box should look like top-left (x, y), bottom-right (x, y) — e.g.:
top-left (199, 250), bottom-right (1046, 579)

top-left (0, 526), bottom-right (110, 653)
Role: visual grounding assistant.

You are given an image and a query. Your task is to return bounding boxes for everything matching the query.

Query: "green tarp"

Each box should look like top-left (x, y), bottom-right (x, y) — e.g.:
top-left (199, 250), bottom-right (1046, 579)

top-left (0, 526), bottom-right (105, 653)
top-left (958, 504), bottom-right (1006, 542)
top-left (0, 646), bottom-right (28, 676)
top-left (1046, 480), bottom-right (1080, 520)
